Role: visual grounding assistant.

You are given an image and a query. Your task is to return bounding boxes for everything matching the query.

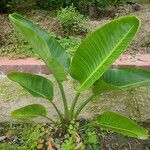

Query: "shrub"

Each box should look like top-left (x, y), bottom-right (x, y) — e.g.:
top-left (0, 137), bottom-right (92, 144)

top-left (57, 5), bottom-right (88, 34)
top-left (35, 0), bottom-right (63, 10)
top-left (73, 0), bottom-right (136, 16)
top-left (8, 13), bottom-right (150, 144)
top-left (0, 0), bottom-right (13, 12)
top-left (35, 0), bottom-right (75, 10)
top-left (0, 0), bottom-right (35, 12)
top-left (97, 0), bottom-right (136, 8)
top-left (59, 36), bottom-right (81, 56)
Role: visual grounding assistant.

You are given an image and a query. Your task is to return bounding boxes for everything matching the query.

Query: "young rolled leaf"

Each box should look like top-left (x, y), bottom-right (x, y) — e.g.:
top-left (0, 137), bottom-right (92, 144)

top-left (9, 13), bottom-right (70, 82)
top-left (70, 16), bottom-right (140, 92)
top-left (95, 111), bottom-right (149, 139)
top-left (93, 68), bottom-right (150, 94)
top-left (11, 104), bottom-right (47, 119)
top-left (8, 72), bottom-right (53, 101)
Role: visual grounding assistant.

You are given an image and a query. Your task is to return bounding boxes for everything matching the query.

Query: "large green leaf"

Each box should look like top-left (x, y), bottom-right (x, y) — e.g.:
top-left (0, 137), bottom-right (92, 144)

top-left (11, 104), bottom-right (47, 119)
top-left (8, 72), bottom-right (53, 101)
top-left (95, 111), bottom-right (149, 139)
top-left (93, 68), bottom-right (150, 94)
top-left (70, 16), bottom-right (140, 92)
top-left (9, 13), bottom-right (70, 82)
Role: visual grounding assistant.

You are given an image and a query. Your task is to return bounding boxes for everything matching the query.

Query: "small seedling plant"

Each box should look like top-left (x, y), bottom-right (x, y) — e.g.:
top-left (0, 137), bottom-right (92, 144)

top-left (8, 13), bottom-right (150, 140)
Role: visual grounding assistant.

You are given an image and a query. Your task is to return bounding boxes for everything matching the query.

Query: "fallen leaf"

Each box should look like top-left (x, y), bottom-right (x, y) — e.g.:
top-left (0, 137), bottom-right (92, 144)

top-left (47, 137), bottom-right (53, 150)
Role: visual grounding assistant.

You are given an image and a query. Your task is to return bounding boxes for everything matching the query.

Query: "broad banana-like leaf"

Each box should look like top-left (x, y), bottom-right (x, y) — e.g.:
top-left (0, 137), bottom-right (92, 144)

top-left (95, 111), bottom-right (149, 139)
top-left (93, 68), bottom-right (150, 94)
top-left (9, 13), bottom-right (70, 82)
top-left (11, 104), bottom-right (47, 119)
top-left (70, 16), bottom-right (140, 92)
top-left (8, 72), bottom-right (53, 101)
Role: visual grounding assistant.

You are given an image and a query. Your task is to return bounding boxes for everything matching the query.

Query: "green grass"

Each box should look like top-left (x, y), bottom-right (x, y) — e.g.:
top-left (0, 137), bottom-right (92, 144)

top-left (0, 123), bottom-right (46, 150)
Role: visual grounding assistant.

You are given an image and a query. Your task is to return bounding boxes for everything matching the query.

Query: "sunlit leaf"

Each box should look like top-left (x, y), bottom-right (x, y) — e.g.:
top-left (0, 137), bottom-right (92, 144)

top-left (95, 111), bottom-right (149, 139)
top-left (93, 68), bottom-right (150, 94)
top-left (70, 16), bottom-right (140, 92)
top-left (8, 72), bottom-right (53, 101)
top-left (9, 13), bottom-right (70, 82)
top-left (11, 104), bottom-right (47, 119)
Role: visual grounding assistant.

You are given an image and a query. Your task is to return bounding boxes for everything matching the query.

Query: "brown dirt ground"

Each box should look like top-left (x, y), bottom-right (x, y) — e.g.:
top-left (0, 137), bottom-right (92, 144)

top-left (101, 122), bottom-right (150, 150)
top-left (0, 4), bottom-right (150, 57)
top-left (101, 131), bottom-right (150, 150)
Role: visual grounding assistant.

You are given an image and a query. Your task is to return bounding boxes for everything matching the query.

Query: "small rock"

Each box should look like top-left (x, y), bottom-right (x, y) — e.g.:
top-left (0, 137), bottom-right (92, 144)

top-left (37, 143), bottom-right (43, 149)
top-left (12, 136), bottom-right (18, 144)
top-left (38, 138), bottom-right (44, 144)
top-left (0, 136), bottom-right (6, 142)
top-left (5, 130), bottom-right (15, 140)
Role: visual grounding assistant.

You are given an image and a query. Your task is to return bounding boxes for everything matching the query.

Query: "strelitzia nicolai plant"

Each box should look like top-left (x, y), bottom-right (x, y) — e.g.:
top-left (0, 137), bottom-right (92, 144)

top-left (8, 13), bottom-right (150, 139)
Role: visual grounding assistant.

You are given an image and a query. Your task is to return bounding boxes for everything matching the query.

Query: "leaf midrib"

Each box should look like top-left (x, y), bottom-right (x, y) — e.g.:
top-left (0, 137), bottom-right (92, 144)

top-left (100, 123), bottom-right (145, 137)
top-left (11, 15), bottom-right (52, 59)
top-left (105, 79), bottom-right (150, 89)
top-left (78, 24), bottom-right (135, 91)
top-left (21, 83), bottom-right (52, 101)
top-left (10, 14), bottom-right (66, 81)
top-left (120, 80), bottom-right (150, 89)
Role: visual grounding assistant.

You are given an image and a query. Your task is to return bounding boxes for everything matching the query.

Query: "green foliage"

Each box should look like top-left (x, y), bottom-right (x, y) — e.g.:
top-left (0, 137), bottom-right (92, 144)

top-left (60, 36), bottom-right (81, 56)
top-left (0, 0), bottom-right (35, 12)
top-left (70, 16), bottom-right (140, 92)
top-left (0, 0), bottom-right (10, 12)
top-left (86, 131), bottom-right (98, 144)
top-left (96, 0), bottom-right (128, 8)
top-left (0, 30), bottom-right (80, 58)
top-left (0, 123), bottom-right (45, 150)
top-left (93, 68), bottom-right (150, 94)
top-left (35, 0), bottom-right (64, 10)
top-left (72, 0), bottom-right (136, 16)
top-left (95, 111), bottom-right (149, 139)
top-left (8, 72), bottom-right (54, 101)
top-left (57, 5), bottom-right (88, 34)
top-left (35, 0), bottom-right (76, 10)
top-left (61, 120), bottom-right (84, 150)
top-left (8, 13), bottom-right (150, 140)
top-left (81, 124), bottom-right (101, 149)
top-left (61, 136), bottom-right (76, 150)
top-left (21, 124), bottom-right (45, 149)
top-left (61, 121), bottom-right (77, 150)
top-left (11, 104), bottom-right (47, 119)
top-left (61, 120), bottom-right (102, 149)
top-left (9, 13), bottom-right (70, 82)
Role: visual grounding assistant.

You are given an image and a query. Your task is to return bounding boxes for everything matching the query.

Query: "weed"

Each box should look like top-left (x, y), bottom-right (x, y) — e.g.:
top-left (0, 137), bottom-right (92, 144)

top-left (57, 5), bottom-right (88, 34)
top-left (59, 36), bottom-right (81, 56)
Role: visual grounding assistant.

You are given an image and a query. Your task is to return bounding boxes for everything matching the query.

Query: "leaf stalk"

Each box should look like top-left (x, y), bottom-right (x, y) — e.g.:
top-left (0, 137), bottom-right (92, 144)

top-left (70, 93), bottom-right (80, 119)
top-left (57, 82), bottom-right (69, 120)
top-left (74, 94), bottom-right (96, 119)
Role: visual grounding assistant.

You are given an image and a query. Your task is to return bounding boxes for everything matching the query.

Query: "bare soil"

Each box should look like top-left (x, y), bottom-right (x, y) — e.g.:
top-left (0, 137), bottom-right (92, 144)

top-left (101, 122), bottom-right (150, 150)
top-left (0, 4), bottom-right (150, 57)
top-left (101, 133), bottom-right (150, 150)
